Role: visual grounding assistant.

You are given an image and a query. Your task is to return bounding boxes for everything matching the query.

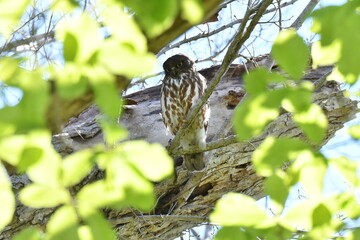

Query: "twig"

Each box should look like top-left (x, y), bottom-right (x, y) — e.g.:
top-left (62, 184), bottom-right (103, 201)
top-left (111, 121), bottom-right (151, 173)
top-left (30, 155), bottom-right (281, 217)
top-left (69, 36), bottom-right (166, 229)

top-left (167, 0), bottom-right (274, 155)
top-left (290, 0), bottom-right (319, 29)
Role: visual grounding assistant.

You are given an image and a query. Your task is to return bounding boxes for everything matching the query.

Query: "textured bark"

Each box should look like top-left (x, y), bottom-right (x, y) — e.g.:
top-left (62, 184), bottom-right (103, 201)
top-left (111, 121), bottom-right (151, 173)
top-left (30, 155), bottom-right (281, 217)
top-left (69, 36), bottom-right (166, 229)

top-left (1, 62), bottom-right (358, 240)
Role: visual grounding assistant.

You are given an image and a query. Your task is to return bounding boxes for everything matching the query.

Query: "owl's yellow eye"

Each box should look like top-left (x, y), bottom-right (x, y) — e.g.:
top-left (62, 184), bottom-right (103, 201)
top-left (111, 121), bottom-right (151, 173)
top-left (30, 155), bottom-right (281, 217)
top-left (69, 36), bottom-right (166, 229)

top-left (176, 62), bottom-right (183, 68)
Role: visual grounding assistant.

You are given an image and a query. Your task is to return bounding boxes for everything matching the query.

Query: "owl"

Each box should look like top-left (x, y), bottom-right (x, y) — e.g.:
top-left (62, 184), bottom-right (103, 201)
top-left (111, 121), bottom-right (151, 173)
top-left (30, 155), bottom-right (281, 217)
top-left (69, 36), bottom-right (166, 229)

top-left (160, 54), bottom-right (210, 171)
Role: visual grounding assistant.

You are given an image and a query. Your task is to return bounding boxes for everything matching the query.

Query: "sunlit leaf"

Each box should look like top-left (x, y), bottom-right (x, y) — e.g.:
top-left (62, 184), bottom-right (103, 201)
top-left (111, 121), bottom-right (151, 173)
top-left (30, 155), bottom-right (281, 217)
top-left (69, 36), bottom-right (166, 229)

top-left (272, 29), bottom-right (310, 80)
top-left (53, 63), bottom-right (88, 99)
top-left (329, 157), bottom-right (359, 186)
top-left (281, 86), bottom-right (312, 113)
top-left (77, 226), bottom-right (93, 240)
top-left (0, 0), bottom-right (31, 37)
top-left (122, 0), bottom-right (178, 38)
top-left (62, 149), bottom-right (96, 187)
top-left (98, 117), bottom-right (128, 145)
top-left (233, 89), bottom-right (286, 141)
top-left (210, 193), bottom-right (268, 227)
top-left (19, 184), bottom-right (70, 208)
top-left (0, 164), bottom-right (15, 230)
top-left (264, 170), bottom-right (289, 210)
top-left (99, 39), bottom-right (156, 78)
top-left (244, 68), bottom-right (286, 97)
top-left (56, 14), bottom-right (101, 63)
top-left (252, 137), bottom-right (308, 177)
top-left (214, 227), bottom-right (247, 240)
top-left (86, 66), bottom-right (122, 118)
top-left (181, 0), bottom-right (204, 24)
top-left (326, 66), bottom-right (358, 84)
top-left (12, 227), bottom-right (42, 240)
top-left (293, 103), bottom-right (328, 144)
top-left (52, 0), bottom-right (79, 12)
top-left (82, 211), bottom-right (116, 240)
top-left (106, 153), bottom-right (155, 211)
top-left (311, 40), bottom-right (341, 67)
top-left (119, 140), bottom-right (173, 182)
top-left (281, 200), bottom-right (316, 230)
top-left (348, 125), bottom-right (360, 140)
top-left (47, 206), bottom-right (80, 240)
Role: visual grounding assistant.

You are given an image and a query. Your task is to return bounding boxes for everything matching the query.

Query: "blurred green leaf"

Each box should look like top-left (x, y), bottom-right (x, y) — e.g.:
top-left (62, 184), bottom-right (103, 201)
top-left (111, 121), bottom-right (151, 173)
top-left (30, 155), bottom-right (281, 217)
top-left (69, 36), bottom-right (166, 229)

top-left (311, 2), bottom-right (360, 83)
top-left (0, 0), bottom-right (31, 37)
top-left (281, 85), bottom-right (312, 113)
top-left (264, 170), bottom-right (289, 210)
top-left (106, 153), bottom-right (155, 211)
top-left (99, 118), bottom-right (128, 145)
top-left (214, 227), bottom-right (247, 240)
top-left (51, 0), bottom-right (79, 12)
top-left (272, 29), bottom-right (310, 80)
top-left (86, 66), bottom-right (122, 118)
top-left (329, 157), bottom-right (359, 186)
top-left (281, 200), bottom-right (315, 230)
top-left (77, 180), bottom-right (125, 214)
top-left (210, 193), bottom-right (268, 227)
top-left (19, 184), bottom-right (70, 208)
top-left (252, 137), bottom-right (308, 176)
top-left (77, 226), bottom-right (93, 240)
top-left (61, 149), bottom-right (96, 187)
top-left (181, 0), bottom-right (204, 24)
top-left (12, 227), bottom-right (42, 240)
top-left (0, 57), bottom-right (20, 81)
top-left (82, 211), bottom-right (116, 240)
top-left (348, 125), bottom-right (360, 140)
top-left (102, 7), bottom-right (147, 53)
top-left (99, 39), bottom-right (156, 78)
top-left (244, 68), bottom-right (286, 97)
top-left (293, 103), bottom-right (328, 144)
top-left (0, 164), bottom-right (15, 230)
top-left (119, 140), bottom-right (173, 182)
top-left (122, 0), bottom-right (178, 38)
top-left (233, 89), bottom-right (286, 141)
top-left (54, 64), bottom-right (88, 100)
top-left (56, 14), bottom-right (101, 63)
top-left (46, 206), bottom-right (80, 240)
top-left (312, 203), bottom-right (331, 227)
top-left (311, 40), bottom-right (341, 67)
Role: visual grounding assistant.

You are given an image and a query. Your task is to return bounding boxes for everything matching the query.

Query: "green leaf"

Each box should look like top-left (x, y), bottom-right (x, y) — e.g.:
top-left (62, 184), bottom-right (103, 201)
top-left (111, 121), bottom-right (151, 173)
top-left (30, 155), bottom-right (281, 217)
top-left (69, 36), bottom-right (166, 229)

top-left (46, 206), bottom-right (80, 240)
top-left (290, 151), bottom-right (327, 198)
top-left (244, 68), bottom-right (286, 97)
top-left (86, 66), bottom-right (122, 118)
top-left (271, 29), bottom-right (310, 80)
top-left (77, 180), bottom-right (126, 214)
top-left (214, 227), bottom-right (247, 240)
top-left (281, 85), bottom-right (312, 113)
top-left (99, 118), bottom-right (128, 145)
top-left (0, 164), bottom-right (15, 230)
top-left (311, 2), bottom-right (360, 82)
top-left (282, 201), bottom-right (315, 230)
top-left (99, 39), bottom-right (156, 77)
top-left (82, 211), bottom-right (116, 240)
top-left (119, 141), bottom-right (173, 182)
top-left (19, 184), bottom-right (70, 208)
top-left (329, 157), bottom-right (359, 186)
top-left (122, 0), bottom-right (178, 38)
top-left (56, 14), bottom-right (101, 63)
top-left (312, 203), bottom-right (331, 227)
top-left (293, 103), bottom-right (328, 144)
top-left (311, 40), bottom-right (341, 67)
top-left (181, 0), bottom-right (204, 24)
top-left (252, 137), bottom-right (309, 177)
top-left (348, 125), bottom-right (360, 140)
top-left (0, 0), bottom-right (31, 37)
top-left (210, 193), bottom-right (268, 227)
top-left (12, 227), bottom-right (42, 240)
top-left (106, 153), bottom-right (155, 211)
top-left (264, 170), bottom-right (289, 210)
top-left (54, 63), bottom-right (88, 100)
top-left (233, 89), bottom-right (286, 141)
top-left (61, 149), bottom-right (96, 187)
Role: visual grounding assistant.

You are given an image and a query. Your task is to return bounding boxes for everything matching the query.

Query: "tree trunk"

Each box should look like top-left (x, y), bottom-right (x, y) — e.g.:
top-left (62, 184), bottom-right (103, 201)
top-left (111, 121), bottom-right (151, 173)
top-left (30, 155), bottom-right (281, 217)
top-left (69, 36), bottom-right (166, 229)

top-left (1, 61), bottom-right (357, 240)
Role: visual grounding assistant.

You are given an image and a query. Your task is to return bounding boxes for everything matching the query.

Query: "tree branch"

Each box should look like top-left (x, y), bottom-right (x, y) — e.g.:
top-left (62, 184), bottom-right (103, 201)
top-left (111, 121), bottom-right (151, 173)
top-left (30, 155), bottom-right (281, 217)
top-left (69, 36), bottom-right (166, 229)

top-left (110, 215), bottom-right (210, 225)
top-left (167, 0), bottom-right (274, 155)
top-left (290, 0), bottom-right (319, 29)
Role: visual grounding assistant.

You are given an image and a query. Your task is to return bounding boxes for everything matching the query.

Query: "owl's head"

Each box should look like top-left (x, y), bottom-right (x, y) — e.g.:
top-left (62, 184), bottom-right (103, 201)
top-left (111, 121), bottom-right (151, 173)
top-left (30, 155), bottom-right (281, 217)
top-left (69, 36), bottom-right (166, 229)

top-left (163, 54), bottom-right (194, 77)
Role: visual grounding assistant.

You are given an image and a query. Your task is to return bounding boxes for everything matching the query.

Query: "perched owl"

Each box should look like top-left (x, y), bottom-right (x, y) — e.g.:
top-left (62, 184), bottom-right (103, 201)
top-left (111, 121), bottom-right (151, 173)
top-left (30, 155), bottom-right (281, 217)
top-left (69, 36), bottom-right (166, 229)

top-left (160, 54), bottom-right (210, 171)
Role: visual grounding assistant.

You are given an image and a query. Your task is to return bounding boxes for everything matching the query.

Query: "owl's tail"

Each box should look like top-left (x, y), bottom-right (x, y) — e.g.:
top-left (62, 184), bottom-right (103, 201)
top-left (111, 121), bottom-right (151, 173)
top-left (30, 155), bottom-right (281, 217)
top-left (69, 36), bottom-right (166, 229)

top-left (183, 153), bottom-right (205, 171)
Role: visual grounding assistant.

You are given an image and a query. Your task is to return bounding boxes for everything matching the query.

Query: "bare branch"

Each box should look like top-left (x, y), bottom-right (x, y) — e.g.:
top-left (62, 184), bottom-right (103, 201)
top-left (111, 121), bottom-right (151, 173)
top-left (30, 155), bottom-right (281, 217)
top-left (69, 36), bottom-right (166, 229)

top-left (290, 0), bottom-right (319, 29)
